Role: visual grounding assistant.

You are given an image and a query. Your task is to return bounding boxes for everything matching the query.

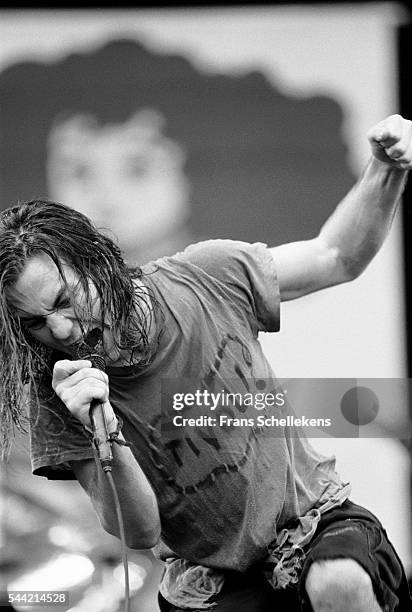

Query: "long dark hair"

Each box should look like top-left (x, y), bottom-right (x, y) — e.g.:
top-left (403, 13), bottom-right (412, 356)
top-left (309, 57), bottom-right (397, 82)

top-left (0, 199), bottom-right (155, 456)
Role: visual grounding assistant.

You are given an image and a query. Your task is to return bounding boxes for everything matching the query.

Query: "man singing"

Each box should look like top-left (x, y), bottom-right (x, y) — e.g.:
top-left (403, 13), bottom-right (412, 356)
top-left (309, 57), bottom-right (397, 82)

top-left (0, 114), bottom-right (411, 611)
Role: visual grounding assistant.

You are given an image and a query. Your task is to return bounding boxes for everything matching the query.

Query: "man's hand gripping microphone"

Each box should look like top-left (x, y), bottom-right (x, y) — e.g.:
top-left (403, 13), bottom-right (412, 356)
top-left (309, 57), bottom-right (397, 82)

top-left (75, 328), bottom-right (113, 472)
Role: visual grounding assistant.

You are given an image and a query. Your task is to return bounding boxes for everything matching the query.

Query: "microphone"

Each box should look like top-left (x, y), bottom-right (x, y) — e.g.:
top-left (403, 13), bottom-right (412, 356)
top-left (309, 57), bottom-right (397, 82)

top-left (75, 328), bottom-right (113, 471)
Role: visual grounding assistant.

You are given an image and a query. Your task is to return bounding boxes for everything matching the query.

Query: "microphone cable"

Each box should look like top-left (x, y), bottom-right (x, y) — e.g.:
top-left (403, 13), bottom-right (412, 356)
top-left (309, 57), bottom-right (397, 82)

top-left (75, 330), bottom-right (131, 612)
top-left (105, 468), bottom-right (130, 612)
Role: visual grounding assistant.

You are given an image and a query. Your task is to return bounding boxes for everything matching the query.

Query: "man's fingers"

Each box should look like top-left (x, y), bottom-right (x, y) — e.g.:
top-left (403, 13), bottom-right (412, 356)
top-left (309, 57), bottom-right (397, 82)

top-left (371, 127), bottom-right (401, 148)
top-left (52, 360), bottom-right (109, 396)
top-left (60, 380), bottom-right (109, 408)
top-left (384, 132), bottom-right (410, 159)
top-left (59, 366), bottom-right (108, 386)
top-left (52, 359), bottom-right (92, 385)
top-left (51, 363), bottom-right (114, 430)
top-left (368, 114), bottom-right (412, 167)
top-left (368, 114), bottom-right (404, 147)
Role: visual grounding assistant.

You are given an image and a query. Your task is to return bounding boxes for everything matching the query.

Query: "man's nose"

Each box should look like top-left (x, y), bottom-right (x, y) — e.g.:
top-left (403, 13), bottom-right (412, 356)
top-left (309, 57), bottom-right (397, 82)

top-left (46, 313), bottom-right (73, 340)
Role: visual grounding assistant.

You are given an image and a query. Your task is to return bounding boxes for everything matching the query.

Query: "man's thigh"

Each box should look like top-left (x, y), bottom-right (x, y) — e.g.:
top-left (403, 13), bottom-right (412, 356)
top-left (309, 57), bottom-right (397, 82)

top-left (158, 501), bottom-right (411, 612)
top-left (298, 501), bottom-right (411, 612)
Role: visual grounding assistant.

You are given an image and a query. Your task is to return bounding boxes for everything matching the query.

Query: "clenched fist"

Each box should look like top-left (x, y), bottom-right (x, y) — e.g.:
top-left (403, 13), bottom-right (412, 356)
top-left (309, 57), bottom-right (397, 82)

top-left (368, 114), bottom-right (412, 170)
top-left (52, 359), bottom-right (117, 431)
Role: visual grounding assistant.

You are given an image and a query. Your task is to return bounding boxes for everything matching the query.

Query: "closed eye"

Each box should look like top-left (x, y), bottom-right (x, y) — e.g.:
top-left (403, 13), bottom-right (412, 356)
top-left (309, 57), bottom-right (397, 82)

top-left (21, 317), bottom-right (46, 331)
top-left (20, 292), bottom-right (72, 330)
top-left (56, 296), bottom-right (71, 309)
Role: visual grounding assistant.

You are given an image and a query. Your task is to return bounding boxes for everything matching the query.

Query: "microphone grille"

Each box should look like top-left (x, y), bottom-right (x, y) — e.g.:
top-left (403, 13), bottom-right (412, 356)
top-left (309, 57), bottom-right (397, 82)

top-left (74, 328), bottom-right (106, 372)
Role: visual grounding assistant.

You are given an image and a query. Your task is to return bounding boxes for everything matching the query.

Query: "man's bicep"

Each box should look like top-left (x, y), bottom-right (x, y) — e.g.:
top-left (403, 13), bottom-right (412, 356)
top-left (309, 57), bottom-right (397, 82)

top-left (269, 237), bottom-right (341, 301)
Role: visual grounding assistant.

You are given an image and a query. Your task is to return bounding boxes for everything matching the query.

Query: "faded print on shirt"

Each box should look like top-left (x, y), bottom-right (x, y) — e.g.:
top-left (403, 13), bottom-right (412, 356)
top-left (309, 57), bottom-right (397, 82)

top-left (30, 240), bottom-right (345, 570)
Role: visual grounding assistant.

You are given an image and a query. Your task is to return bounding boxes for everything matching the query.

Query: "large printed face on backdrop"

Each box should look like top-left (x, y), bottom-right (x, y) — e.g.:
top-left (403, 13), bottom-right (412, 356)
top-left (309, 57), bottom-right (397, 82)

top-left (46, 109), bottom-right (191, 261)
top-left (0, 38), bottom-right (354, 264)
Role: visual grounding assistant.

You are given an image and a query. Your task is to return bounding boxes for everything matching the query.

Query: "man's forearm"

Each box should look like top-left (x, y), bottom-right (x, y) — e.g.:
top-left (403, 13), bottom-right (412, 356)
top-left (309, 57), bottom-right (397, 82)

top-left (320, 156), bottom-right (408, 279)
top-left (71, 439), bottom-right (161, 549)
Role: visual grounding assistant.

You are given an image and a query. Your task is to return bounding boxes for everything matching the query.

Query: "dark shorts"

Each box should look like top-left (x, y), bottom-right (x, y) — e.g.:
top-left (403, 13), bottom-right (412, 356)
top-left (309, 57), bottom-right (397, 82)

top-left (158, 500), bottom-right (411, 612)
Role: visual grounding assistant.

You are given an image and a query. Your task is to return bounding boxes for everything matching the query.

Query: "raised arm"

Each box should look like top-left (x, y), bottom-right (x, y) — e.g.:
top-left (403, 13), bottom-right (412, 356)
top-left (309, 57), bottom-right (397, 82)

top-left (271, 114), bottom-right (412, 301)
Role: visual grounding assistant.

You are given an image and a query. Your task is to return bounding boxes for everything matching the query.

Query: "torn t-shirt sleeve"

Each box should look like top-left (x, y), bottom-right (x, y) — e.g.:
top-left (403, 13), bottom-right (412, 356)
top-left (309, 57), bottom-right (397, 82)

top-left (174, 239), bottom-right (280, 333)
top-left (30, 385), bottom-right (95, 480)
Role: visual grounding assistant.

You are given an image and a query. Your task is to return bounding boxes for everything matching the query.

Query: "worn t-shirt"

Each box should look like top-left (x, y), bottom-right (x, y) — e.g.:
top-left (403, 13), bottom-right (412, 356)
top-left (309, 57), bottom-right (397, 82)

top-left (30, 239), bottom-right (345, 571)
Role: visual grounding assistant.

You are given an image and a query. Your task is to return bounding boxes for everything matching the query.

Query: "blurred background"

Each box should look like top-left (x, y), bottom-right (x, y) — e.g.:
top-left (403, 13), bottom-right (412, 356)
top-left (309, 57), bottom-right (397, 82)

top-left (0, 2), bottom-right (411, 610)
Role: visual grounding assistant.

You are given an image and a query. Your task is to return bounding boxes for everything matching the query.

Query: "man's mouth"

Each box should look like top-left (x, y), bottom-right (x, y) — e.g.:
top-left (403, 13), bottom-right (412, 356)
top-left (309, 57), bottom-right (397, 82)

top-left (61, 338), bottom-right (83, 352)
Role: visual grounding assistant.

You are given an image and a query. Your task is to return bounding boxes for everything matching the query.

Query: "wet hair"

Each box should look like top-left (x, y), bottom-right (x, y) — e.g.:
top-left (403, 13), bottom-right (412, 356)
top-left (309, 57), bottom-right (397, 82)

top-left (0, 199), bottom-right (155, 456)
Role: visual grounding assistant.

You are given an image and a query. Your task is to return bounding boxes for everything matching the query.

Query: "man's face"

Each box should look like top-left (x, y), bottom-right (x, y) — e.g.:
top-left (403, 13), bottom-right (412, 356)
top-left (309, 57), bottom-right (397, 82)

top-left (5, 253), bottom-right (118, 362)
top-left (46, 109), bottom-right (190, 260)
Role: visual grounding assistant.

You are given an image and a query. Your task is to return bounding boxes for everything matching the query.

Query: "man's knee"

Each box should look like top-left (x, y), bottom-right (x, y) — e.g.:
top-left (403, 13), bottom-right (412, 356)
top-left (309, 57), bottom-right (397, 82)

top-left (305, 558), bottom-right (381, 611)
